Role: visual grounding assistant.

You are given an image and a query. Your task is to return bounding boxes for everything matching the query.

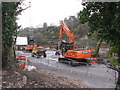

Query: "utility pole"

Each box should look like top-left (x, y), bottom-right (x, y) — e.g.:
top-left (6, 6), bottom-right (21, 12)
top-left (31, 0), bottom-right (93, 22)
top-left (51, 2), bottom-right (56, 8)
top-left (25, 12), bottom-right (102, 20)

top-left (28, 1), bottom-right (34, 45)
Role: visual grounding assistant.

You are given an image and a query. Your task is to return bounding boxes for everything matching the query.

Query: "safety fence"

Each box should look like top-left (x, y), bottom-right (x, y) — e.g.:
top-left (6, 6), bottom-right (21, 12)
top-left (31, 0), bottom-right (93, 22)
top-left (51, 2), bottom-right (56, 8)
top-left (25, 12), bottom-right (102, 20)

top-left (25, 50), bottom-right (117, 88)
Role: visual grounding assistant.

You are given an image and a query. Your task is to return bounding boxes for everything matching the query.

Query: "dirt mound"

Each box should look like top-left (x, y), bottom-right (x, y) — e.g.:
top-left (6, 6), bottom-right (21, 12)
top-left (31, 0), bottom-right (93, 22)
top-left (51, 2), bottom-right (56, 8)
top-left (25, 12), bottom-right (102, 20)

top-left (2, 68), bottom-right (89, 88)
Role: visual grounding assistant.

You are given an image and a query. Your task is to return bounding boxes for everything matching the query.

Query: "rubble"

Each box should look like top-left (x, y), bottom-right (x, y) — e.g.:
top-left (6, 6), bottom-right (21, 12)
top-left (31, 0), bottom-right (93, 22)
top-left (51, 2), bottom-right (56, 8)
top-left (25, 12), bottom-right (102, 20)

top-left (24, 65), bottom-right (37, 71)
top-left (2, 68), bottom-right (89, 89)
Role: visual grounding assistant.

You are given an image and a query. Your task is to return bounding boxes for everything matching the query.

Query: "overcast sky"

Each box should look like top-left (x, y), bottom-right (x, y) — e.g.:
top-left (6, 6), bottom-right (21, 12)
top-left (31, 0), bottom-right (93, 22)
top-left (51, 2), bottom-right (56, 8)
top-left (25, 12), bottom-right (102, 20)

top-left (17, 0), bottom-right (83, 28)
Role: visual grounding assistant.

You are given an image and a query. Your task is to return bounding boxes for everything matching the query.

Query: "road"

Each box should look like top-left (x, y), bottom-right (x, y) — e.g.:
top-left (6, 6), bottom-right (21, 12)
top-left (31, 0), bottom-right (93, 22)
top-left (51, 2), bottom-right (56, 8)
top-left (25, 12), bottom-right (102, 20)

top-left (25, 50), bottom-right (117, 88)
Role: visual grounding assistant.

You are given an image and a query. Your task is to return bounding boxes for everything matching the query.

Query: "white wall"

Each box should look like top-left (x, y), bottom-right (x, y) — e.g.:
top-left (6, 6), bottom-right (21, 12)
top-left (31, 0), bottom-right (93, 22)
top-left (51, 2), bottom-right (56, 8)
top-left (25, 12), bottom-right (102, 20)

top-left (16, 37), bottom-right (28, 45)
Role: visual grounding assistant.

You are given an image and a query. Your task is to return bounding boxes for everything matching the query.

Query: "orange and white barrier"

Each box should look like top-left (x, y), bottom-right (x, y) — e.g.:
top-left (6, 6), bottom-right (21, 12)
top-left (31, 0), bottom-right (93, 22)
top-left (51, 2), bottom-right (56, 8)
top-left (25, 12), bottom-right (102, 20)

top-left (16, 56), bottom-right (27, 69)
top-left (90, 58), bottom-right (97, 63)
top-left (16, 62), bottom-right (26, 69)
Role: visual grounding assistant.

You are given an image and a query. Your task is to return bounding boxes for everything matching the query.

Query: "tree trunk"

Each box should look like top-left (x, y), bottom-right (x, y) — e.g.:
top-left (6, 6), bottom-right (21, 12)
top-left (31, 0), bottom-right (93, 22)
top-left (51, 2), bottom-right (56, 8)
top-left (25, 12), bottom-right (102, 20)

top-left (94, 38), bottom-right (102, 57)
top-left (2, 45), bottom-right (8, 68)
top-left (2, 44), bottom-right (14, 68)
top-left (117, 71), bottom-right (120, 89)
top-left (13, 34), bottom-right (17, 61)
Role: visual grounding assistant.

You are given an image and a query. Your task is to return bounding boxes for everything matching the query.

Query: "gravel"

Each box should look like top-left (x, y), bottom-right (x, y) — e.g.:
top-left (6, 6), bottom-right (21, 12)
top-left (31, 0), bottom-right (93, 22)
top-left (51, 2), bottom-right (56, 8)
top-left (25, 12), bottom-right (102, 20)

top-left (2, 68), bottom-right (89, 89)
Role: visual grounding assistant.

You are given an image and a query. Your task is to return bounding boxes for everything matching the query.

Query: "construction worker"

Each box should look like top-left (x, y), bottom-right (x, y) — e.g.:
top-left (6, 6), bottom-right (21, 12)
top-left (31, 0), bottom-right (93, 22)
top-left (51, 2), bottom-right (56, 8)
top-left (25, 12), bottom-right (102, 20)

top-left (55, 49), bottom-right (61, 55)
top-left (61, 47), bottom-right (65, 55)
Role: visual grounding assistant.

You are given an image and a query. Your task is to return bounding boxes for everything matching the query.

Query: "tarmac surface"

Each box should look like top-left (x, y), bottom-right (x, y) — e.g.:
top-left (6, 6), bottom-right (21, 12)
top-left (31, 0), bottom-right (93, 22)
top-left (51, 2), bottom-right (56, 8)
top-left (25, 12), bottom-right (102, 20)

top-left (25, 50), bottom-right (117, 88)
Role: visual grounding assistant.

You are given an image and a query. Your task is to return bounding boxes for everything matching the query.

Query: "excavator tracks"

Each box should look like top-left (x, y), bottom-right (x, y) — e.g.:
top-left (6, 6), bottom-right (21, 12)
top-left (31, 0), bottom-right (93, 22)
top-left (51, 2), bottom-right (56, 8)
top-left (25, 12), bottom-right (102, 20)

top-left (58, 57), bottom-right (91, 67)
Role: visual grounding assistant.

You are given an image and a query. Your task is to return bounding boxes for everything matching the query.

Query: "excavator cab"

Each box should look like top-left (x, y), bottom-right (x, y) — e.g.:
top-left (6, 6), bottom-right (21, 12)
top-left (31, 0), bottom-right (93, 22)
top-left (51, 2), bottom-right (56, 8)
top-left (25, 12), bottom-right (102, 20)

top-left (59, 41), bottom-right (74, 55)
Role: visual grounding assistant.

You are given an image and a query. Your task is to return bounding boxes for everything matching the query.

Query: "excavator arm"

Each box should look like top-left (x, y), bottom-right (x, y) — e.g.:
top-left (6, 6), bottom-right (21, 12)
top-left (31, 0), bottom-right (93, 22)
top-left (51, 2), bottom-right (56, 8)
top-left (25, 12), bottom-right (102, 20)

top-left (58, 22), bottom-right (92, 66)
top-left (59, 21), bottom-right (75, 44)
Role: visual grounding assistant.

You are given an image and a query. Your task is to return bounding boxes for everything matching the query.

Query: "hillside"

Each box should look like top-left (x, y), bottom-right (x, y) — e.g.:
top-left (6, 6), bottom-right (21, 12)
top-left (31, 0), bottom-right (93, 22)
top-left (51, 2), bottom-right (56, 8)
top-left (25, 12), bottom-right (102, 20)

top-left (18, 16), bottom-right (99, 47)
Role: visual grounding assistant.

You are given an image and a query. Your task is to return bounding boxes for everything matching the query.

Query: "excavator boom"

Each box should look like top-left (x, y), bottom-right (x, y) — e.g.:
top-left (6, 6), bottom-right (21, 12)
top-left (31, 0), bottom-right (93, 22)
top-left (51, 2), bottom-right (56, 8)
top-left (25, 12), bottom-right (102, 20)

top-left (59, 21), bottom-right (75, 44)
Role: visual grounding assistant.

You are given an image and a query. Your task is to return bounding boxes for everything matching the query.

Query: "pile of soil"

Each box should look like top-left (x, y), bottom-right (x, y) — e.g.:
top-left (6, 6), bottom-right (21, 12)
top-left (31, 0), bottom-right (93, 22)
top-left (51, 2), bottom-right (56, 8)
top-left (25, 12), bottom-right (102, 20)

top-left (2, 68), bottom-right (89, 89)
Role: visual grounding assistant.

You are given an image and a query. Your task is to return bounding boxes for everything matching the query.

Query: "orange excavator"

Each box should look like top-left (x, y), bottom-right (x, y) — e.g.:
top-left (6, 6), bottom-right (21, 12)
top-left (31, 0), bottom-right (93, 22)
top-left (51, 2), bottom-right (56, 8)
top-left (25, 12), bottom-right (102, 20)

top-left (58, 21), bottom-right (91, 66)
